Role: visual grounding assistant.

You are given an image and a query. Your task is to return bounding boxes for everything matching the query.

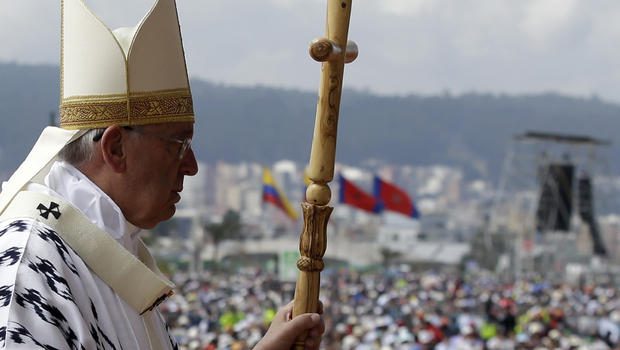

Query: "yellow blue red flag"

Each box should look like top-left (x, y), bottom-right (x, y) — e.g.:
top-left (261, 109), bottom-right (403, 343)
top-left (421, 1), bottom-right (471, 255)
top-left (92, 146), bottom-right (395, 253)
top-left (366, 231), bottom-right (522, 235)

top-left (262, 167), bottom-right (299, 220)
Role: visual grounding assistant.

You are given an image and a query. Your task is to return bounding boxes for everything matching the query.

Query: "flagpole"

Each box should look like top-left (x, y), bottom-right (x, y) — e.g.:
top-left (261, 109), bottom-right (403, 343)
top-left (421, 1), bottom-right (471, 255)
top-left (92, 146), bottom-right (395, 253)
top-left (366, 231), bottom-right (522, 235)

top-left (291, 1), bottom-right (357, 349)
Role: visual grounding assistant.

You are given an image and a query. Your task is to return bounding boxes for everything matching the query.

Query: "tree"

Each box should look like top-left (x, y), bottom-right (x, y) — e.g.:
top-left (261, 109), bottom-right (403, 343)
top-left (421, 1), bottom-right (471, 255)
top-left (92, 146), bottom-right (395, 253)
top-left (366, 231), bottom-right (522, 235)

top-left (204, 210), bottom-right (241, 268)
top-left (380, 247), bottom-right (401, 268)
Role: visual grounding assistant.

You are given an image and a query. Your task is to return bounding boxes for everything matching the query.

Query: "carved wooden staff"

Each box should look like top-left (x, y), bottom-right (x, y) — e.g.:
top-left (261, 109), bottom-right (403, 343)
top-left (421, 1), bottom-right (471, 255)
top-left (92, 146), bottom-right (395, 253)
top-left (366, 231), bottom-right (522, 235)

top-left (291, 1), bottom-right (357, 348)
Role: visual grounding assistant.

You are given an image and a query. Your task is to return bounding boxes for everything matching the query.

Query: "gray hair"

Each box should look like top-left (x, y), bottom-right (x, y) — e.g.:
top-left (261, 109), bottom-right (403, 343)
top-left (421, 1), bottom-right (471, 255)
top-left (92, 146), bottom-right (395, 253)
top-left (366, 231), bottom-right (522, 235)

top-left (58, 128), bottom-right (106, 167)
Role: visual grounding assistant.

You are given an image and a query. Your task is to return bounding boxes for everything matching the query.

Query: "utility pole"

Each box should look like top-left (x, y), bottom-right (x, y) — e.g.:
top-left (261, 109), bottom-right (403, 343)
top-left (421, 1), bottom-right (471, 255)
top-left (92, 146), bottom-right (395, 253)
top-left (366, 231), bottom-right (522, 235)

top-left (49, 111), bottom-right (57, 126)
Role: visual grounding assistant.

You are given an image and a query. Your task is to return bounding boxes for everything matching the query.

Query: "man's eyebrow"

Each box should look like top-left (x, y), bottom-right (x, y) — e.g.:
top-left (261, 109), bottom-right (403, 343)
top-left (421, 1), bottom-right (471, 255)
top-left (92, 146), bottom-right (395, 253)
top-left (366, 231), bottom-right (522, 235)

top-left (163, 127), bottom-right (192, 137)
top-left (176, 129), bottom-right (194, 137)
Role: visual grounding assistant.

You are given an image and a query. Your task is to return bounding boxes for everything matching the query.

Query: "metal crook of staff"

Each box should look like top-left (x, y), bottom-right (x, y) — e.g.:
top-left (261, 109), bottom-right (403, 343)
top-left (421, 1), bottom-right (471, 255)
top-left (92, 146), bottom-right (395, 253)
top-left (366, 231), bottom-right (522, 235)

top-left (291, 1), bottom-right (358, 349)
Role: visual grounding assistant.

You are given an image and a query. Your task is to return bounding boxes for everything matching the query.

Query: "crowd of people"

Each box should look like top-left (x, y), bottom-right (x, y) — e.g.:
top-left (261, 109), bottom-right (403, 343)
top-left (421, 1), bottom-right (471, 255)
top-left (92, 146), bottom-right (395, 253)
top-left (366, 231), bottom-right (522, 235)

top-left (161, 266), bottom-right (620, 350)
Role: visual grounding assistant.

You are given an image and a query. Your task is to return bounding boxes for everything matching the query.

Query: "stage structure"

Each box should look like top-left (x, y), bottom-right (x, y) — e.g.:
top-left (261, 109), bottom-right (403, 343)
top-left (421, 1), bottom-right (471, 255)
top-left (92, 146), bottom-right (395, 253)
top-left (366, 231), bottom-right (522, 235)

top-left (488, 131), bottom-right (612, 275)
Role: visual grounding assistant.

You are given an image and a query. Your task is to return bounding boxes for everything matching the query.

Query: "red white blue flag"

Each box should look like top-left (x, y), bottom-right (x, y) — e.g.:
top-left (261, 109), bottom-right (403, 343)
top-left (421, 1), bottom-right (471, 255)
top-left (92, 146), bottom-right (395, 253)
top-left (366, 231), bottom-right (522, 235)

top-left (338, 174), bottom-right (384, 214)
top-left (373, 176), bottom-right (419, 218)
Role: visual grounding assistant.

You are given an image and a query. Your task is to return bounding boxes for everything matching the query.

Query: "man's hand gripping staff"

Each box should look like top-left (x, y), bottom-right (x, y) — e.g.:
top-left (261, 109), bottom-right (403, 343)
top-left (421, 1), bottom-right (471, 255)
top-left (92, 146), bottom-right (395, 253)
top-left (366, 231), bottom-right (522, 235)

top-left (291, 1), bottom-right (358, 349)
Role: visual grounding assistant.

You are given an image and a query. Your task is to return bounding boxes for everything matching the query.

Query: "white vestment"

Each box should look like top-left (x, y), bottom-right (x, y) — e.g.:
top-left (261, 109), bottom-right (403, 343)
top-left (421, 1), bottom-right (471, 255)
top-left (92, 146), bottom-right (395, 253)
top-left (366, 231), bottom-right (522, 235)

top-left (0, 161), bottom-right (177, 349)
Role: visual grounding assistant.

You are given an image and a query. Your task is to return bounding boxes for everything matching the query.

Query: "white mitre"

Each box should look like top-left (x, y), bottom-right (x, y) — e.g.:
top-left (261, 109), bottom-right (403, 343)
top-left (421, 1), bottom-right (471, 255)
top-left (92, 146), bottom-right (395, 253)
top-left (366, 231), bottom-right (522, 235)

top-left (0, 0), bottom-right (194, 214)
top-left (61, 0), bottom-right (193, 129)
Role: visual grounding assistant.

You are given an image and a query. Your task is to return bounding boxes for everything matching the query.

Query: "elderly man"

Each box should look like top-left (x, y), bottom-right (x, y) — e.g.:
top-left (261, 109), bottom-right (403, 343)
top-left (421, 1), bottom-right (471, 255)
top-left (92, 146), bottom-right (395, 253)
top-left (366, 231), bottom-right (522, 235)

top-left (0, 0), bottom-right (323, 349)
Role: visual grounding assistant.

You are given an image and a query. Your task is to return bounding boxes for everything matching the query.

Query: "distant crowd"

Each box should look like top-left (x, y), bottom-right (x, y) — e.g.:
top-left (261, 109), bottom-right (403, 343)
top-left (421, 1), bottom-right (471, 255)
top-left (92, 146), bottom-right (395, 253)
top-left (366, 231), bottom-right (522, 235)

top-left (161, 266), bottom-right (620, 350)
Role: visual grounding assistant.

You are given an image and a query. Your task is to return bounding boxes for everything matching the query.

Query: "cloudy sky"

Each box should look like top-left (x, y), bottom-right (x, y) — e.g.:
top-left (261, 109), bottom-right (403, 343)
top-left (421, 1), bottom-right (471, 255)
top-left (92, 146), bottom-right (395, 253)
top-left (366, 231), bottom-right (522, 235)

top-left (3, 0), bottom-right (620, 103)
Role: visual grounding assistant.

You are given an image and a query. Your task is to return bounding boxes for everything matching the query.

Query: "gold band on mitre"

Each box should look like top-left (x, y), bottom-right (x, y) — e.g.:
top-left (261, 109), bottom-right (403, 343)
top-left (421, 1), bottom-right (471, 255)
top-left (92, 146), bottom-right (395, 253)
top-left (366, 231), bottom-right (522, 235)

top-left (60, 88), bottom-right (194, 129)
top-left (61, 0), bottom-right (195, 129)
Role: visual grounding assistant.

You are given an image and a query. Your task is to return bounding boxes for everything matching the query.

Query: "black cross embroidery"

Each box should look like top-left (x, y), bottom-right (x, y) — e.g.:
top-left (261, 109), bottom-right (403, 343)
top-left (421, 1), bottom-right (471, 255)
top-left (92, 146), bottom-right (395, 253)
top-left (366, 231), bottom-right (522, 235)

top-left (37, 202), bottom-right (61, 220)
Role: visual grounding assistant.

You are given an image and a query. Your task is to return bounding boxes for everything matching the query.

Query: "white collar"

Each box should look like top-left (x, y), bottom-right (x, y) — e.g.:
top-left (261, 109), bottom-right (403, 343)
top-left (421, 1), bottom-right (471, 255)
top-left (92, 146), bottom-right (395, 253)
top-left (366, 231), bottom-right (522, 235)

top-left (29, 161), bottom-right (141, 255)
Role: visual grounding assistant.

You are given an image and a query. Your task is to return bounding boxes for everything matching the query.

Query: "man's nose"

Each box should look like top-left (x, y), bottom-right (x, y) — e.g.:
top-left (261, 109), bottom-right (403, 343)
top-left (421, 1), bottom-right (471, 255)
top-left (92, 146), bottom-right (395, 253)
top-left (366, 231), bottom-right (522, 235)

top-left (180, 147), bottom-right (198, 176)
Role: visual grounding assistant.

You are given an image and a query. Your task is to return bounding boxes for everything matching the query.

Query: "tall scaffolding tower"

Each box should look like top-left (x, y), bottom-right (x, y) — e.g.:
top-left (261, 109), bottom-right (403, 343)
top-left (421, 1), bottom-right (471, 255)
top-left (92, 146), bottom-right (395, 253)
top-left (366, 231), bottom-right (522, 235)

top-left (489, 131), bottom-right (612, 277)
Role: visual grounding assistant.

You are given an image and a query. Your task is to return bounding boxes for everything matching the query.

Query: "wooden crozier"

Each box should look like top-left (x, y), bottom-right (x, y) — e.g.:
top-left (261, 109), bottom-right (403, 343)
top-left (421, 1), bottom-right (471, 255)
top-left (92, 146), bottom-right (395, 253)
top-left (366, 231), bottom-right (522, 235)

top-left (291, 1), bottom-right (357, 348)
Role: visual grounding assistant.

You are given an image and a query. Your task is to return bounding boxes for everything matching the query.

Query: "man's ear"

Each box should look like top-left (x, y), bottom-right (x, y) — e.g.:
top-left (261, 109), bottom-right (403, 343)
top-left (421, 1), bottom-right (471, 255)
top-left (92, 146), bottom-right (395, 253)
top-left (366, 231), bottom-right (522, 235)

top-left (100, 125), bottom-right (127, 173)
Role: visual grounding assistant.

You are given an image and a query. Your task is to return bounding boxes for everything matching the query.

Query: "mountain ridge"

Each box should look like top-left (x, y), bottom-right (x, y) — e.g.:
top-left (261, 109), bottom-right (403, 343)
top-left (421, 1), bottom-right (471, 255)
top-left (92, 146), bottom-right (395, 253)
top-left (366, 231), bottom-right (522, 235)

top-left (1, 62), bottom-right (618, 181)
